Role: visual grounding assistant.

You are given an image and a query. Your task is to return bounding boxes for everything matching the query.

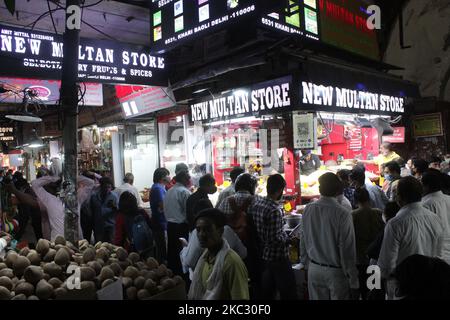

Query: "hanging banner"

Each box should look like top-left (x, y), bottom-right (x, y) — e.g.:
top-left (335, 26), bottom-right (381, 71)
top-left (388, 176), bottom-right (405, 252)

top-left (189, 76), bottom-right (292, 123)
top-left (0, 24), bottom-right (167, 86)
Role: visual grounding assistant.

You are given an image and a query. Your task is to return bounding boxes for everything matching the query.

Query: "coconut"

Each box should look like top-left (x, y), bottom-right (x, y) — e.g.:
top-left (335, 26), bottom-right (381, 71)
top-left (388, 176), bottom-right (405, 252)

top-left (11, 293), bottom-right (27, 300)
top-left (48, 277), bottom-right (63, 289)
top-left (0, 263), bottom-right (7, 270)
top-left (13, 256), bottom-right (31, 277)
top-left (80, 281), bottom-right (96, 291)
top-left (54, 249), bottom-right (70, 267)
top-left (27, 251), bottom-right (41, 266)
top-left (98, 267), bottom-right (114, 283)
top-left (128, 252), bottom-right (140, 264)
top-left (54, 235), bottom-right (66, 246)
top-left (23, 266), bottom-right (44, 285)
top-left (0, 268), bottom-right (14, 279)
top-left (36, 239), bottom-right (50, 256)
top-left (5, 251), bottom-right (18, 268)
top-left (28, 295), bottom-right (39, 300)
top-left (43, 262), bottom-right (62, 278)
top-left (43, 249), bottom-right (57, 263)
top-left (19, 247), bottom-right (30, 257)
top-left (82, 248), bottom-right (96, 263)
top-left (109, 262), bottom-right (122, 277)
top-left (160, 278), bottom-right (176, 290)
top-left (124, 266), bottom-right (139, 280)
top-left (15, 282), bottom-right (35, 297)
top-left (0, 286), bottom-right (11, 300)
top-left (80, 267), bottom-right (96, 282)
top-left (137, 289), bottom-right (150, 300)
top-left (87, 261), bottom-right (102, 275)
top-left (115, 247), bottom-right (128, 261)
top-left (35, 279), bottom-right (54, 300)
top-left (0, 276), bottom-right (13, 291)
top-left (134, 276), bottom-right (145, 290)
top-left (146, 257), bottom-right (159, 270)
top-left (96, 247), bottom-right (110, 262)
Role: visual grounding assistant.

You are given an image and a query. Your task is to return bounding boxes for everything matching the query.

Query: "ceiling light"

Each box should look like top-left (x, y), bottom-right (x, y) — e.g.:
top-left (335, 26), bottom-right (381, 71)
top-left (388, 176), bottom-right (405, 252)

top-left (5, 111), bottom-right (42, 122)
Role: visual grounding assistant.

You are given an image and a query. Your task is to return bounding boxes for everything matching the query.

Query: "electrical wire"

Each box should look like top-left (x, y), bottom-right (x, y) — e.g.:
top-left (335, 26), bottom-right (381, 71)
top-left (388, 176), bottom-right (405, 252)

top-left (27, 8), bottom-right (64, 30)
top-left (47, 0), bottom-right (58, 35)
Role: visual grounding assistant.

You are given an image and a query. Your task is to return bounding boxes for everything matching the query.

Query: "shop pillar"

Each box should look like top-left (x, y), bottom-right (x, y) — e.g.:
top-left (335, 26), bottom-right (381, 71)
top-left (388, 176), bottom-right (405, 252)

top-left (61, 0), bottom-right (81, 244)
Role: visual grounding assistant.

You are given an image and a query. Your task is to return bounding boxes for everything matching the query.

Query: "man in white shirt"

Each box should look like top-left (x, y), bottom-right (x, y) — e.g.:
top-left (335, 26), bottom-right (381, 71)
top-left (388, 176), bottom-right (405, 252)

top-left (300, 172), bottom-right (360, 300)
top-left (163, 171), bottom-right (192, 276)
top-left (115, 173), bottom-right (144, 208)
top-left (378, 176), bottom-right (443, 299)
top-left (421, 169), bottom-right (450, 264)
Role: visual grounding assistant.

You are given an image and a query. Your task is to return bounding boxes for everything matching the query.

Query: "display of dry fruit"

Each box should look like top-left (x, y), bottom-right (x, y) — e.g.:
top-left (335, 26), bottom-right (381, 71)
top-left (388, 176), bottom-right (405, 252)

top-left (0, 237), bottom-right (184, 300)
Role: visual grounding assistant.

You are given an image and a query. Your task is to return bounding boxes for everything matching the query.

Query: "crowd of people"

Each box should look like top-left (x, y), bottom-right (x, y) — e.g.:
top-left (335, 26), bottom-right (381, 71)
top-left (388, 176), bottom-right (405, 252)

top-left (1, 147), bottom-right (450, 300)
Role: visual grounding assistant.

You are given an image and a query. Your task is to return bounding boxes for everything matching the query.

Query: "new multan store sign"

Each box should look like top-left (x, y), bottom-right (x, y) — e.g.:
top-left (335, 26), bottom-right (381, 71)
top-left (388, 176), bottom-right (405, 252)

top-left (301, 81), bottom-right (407, 114)
top-left (190, 76), bottom-right (292, 122)
top-left (0, 24), bottom-right (167, 86)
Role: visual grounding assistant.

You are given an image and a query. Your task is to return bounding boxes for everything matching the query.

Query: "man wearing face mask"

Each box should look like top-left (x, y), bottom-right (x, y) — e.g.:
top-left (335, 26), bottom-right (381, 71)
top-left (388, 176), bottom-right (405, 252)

top-left (90, 177), bottom-right (118, 243)
top-left (250, 174), bottom-right (298, 300)
top-left (440, 154), bottom-right (450, 174)
top-left (382, 161), bottom-right (402, 202)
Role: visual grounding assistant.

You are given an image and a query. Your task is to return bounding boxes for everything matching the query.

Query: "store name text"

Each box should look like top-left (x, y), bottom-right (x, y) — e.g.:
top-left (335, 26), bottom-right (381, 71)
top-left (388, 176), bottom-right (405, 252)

top-left (191, 82), bottom-right (290, 122)
top-left (301, 82), bottom-right (405, 113)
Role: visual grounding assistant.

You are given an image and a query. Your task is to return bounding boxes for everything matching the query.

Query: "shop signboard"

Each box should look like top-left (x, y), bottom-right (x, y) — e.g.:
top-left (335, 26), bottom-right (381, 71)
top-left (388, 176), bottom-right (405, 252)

top-left (260, 0), bottom-right (320, 41)
top-left (150, 0), bottom-right (283, 52)
top-left (300, 80), bottom-right (407, 115)
top-left (0, 125), bottom-right (15, 142)
top-left (189, 76), bottom-right (293, 123)
top-left (0, 24), bottom-right (167, 86)
top-left (382, 127), bottom-right (405, 143)
top-left (318, 0), bottom-right (380, 60)
top-left (0, 77), bottom-right (103, 106)
top-left (412, 113), bottom-right (443, 138)
top-left (297, 60), bottom-right (420, 116)
top-left (119, 86), bottom-right (176, 119)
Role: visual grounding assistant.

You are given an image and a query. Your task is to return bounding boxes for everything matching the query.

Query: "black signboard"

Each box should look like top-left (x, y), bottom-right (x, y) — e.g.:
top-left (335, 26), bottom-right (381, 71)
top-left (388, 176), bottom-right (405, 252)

top-left (150, 0), bottom-right (283, 52)
top-left (0, 24), bottom-right (168, 86)
top-left (260, 0), bottom-right (320, 41)
top-left (0, 126), bottom-right (15, 142)
top-left (297, 61), bottom-right (420, 115)
top-left (189, 76), bottom-right (293, 123)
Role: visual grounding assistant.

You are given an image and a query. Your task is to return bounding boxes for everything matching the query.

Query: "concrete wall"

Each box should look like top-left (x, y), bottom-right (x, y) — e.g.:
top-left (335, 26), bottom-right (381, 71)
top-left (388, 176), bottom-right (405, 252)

top-left (383, 0), bottom-right (450, 101)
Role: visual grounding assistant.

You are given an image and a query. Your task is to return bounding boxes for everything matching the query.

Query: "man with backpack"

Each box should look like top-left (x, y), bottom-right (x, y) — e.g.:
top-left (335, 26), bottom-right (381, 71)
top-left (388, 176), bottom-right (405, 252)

top-left (218, 173), bottom-right (260, 298)
top-left (115, 191), bottom-right (154, 259)
top-left (249, 174), bottom-right (298, 300)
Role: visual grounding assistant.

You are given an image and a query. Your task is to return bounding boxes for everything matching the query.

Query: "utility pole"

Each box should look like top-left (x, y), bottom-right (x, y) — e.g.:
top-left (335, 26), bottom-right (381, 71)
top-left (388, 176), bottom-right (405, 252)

top-left (60, 0), bottom-right (81, 245)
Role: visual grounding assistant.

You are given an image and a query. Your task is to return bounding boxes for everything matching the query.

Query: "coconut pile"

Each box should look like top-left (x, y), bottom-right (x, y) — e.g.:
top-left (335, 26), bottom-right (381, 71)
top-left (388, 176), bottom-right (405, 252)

top-left (0, 236), bottom-right (183, 300)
